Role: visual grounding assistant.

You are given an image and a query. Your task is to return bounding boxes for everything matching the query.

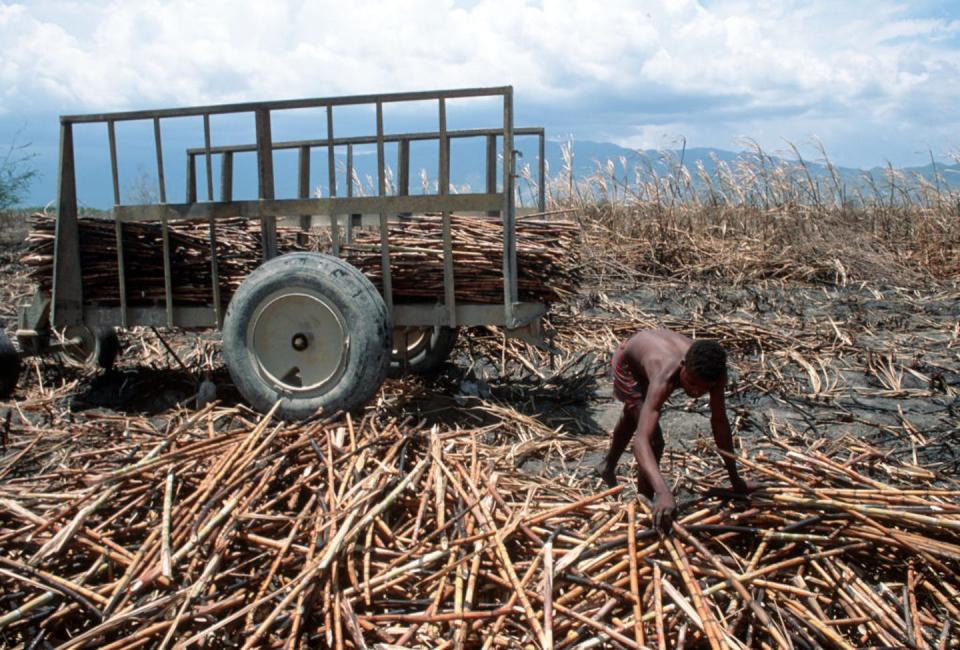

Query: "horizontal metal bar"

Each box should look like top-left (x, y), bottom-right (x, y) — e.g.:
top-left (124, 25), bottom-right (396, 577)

top-left (112, 193), bottom-right (503, 223)
top-left (61, 86), bottom-right (513, 124)
top-left (81, 301), bottom-right (545, 330)
top-left (83, 306), bottom-right (218, 329)
top-left (274, 210), bottom-right (539, 227)
top-left (393, 302), bottom-right (545, 328)
top-left (184, 127), bottom-right (545, 156)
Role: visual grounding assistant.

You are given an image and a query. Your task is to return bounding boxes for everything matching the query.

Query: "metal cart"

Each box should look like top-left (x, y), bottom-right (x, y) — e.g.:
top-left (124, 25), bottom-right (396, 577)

top-left (1, 86), bottom-right (549, 419)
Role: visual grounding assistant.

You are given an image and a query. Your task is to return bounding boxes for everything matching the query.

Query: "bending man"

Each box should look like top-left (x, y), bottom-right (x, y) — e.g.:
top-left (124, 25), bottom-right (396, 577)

top-left (598, 329), bottom-right (752, 531)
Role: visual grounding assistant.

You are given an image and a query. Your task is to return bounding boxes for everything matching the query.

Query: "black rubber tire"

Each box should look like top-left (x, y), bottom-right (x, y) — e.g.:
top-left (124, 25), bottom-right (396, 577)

top-left (222, 252), bottom-right (391, 420)
top-left (95, 327), bottom-right (120, 370)
top-left (388, 326), bottom-right (459, 378)
top-left (60, 326), bottom-right (120, 370)
top-left (0, 331), bottom-right (20, 398)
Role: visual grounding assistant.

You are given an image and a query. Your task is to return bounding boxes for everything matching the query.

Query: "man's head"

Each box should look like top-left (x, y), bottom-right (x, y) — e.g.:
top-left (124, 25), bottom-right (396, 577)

top-left (679, 340), bottom-right (726, 397)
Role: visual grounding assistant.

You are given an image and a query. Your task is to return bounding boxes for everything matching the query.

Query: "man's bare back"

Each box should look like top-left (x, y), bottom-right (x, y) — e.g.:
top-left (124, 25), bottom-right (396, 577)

top-left (617, 329), bottom-right (696, 396)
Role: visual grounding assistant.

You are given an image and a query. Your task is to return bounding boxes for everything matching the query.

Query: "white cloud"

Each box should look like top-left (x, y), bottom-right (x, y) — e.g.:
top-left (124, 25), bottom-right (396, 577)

top-left (1, 0), bottom-right (959, 166)
top-left (0, 1), bottom-right (942, 106)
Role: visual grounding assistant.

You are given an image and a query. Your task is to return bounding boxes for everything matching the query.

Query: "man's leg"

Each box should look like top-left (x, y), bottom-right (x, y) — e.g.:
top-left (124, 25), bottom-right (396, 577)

top-left (635, 424), bottom-right (665, 499)
top-left (597, 406), bottom-right (636, 488)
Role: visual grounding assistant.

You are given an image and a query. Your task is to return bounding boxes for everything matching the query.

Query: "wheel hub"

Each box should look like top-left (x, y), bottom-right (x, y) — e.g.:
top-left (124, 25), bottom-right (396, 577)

top-left (291, 333), bottom-right (309, 351)
top-left (248, 291), bottom-right (349, 393)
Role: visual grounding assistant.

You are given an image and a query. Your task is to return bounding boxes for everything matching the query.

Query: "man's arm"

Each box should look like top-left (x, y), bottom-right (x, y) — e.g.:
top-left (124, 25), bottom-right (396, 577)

top-left (633, 381), bottom-right (675, 530)
top-left (708, 385), bottom-right (749, 492)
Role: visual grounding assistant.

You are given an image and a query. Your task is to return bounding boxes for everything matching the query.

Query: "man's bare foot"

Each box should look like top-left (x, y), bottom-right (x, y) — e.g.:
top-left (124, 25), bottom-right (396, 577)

top-left (595, 461), bottom-right (618, 488)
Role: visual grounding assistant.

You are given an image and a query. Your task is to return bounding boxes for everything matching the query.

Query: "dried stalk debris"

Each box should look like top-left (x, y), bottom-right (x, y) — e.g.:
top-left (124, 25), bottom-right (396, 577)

top-left (0, 400), bottom-right (957, 648)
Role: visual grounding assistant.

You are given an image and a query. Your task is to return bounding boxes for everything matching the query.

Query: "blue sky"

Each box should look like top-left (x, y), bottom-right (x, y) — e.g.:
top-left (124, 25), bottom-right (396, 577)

top-left (2, 0), bottom-right (960, 206)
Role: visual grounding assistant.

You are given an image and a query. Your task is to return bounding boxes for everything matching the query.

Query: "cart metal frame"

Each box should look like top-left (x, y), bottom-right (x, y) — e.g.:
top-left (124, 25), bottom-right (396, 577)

top-left (46, 85), bottom-right (548, 342)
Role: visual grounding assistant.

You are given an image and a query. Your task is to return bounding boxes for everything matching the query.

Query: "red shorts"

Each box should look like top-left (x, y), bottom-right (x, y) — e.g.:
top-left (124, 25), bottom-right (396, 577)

top-left (611, 340), bottom-right (644, 410)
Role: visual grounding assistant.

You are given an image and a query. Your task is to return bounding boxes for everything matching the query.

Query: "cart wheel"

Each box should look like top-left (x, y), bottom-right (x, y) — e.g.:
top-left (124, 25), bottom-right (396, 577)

top-left (388, 326), bottom-right (459, 378)
top-left (0, 331), bottom-right (20, 398)
top-left (222, 252), bottom-right (391, 420)
top-left (61, 325), bottom-right (120, 370)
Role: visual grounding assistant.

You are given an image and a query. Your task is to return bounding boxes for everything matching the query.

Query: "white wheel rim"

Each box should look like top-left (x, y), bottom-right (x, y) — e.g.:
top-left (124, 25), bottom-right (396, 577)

top-left (62, 325), bottom-right (96, 367)
top-left (247, 290), bottom-right (349, 394)
top-left (392, 327), bottom-right (431, 358)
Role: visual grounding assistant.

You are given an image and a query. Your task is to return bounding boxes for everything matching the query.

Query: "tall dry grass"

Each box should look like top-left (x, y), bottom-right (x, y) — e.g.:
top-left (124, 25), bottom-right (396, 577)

top-left (0, 209), bottom-right (32, 249)
top-left (520, 141), bottom-right (960, 288)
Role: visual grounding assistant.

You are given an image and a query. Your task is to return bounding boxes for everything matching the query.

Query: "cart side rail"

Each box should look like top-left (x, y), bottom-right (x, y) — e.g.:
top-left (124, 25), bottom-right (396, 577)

top-left (52, 86), bottom-right (539, 331)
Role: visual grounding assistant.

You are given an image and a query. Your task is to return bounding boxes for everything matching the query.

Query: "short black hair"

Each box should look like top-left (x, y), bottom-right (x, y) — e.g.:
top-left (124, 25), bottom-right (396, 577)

top-left (685, 340), bottom-right (726, 383)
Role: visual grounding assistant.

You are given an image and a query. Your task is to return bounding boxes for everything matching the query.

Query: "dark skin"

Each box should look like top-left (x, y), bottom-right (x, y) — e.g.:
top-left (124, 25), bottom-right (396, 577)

top-left (598, 329), bottom-right (753, 531)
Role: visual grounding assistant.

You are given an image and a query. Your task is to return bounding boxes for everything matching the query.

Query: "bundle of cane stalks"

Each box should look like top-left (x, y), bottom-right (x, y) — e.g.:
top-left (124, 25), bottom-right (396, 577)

top-left (21, 214), bottom-right (579, 307)
top-left (0, 402), bottom-right (957, 648)
top-left (341, 214), bottom-right (580, 303)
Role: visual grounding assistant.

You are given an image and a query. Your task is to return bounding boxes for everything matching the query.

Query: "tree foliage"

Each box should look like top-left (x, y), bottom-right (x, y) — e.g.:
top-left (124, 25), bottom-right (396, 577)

top-left (0, 134), bottom-right (38, 210)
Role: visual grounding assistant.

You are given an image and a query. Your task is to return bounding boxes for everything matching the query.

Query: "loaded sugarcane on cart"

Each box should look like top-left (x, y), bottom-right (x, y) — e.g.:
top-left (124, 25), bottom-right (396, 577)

top-left (0, 87), bottom-right (551, 419)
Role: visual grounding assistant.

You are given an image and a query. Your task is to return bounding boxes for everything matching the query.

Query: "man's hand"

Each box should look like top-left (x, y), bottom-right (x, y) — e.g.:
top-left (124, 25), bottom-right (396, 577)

top-left (652, 492), bottom-right (677, 532)
top-left (730, 477), bottom-right (760, 494)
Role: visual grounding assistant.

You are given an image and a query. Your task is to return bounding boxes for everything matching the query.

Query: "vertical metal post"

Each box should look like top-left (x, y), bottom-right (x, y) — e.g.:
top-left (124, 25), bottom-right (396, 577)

top-left (255, 107), bottom-right (278, 260)
top-left (439, 98), bottom-right (456, 328)
top-left (346, 144), bottom-right (355, 246)
top-left (219, 152), bottom-right (234, 321)
top-left (346, 144), bottom-right (354, 198)
top-left (203, 114), bottom-right (223, 327)
top-left (538, 131), bottom-right (546, 213)
top-left (51, 122), bottom-right (83, 327)
top-left (220, 152), bottom-right (234, 201)
top-left (108, 120), bottom-right (128, 328)
top-left (203, 115), bottom-right (215, 201)
top-left (326, 105), bottom-right (339, 256)
top-left (153, 119), bottom-right (167, 205)
top-left (186, 153), bottom-right (197, 203)
top-left (297, 145), bottom-right (311, 238)
top-left (375, 102), bottom-right (393, 315)
top-left (398, 139), bottom-right (409, 197)
top-left (397, 138), bottom-right (410, 219)
top-left (486, 134), bottom-right (498, 217)
top-left (501, 88), bottom-right (517, 327)
top-left (154, 117), bottom-right (173, 327)
top-left (108, 121), bottom-right (121, 205)
top-left (439, 103), bottom-right (450, 196)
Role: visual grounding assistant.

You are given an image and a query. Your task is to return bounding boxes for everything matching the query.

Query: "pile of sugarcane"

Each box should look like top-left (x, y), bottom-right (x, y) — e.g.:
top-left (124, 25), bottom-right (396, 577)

top-left (21, 216), bottom-right (262, 306)
top-left (342, 214), bottom-right (580, 303)
top-left (0, 402), bottom-right (957, 648)
top-left (22, 214), bottom-right (579, 307)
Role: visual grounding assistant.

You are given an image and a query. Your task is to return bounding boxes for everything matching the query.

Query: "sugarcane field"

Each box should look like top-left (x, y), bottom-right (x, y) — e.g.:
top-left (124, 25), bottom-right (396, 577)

top-left (0, 136), bottom-right (958, 650)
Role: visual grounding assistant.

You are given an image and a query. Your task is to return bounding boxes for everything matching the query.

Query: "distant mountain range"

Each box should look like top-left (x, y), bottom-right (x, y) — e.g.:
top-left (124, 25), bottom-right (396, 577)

top-left (344, 138), bottom-right (960, 204)
top-left (537, 140), bottom-right (960, 192)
